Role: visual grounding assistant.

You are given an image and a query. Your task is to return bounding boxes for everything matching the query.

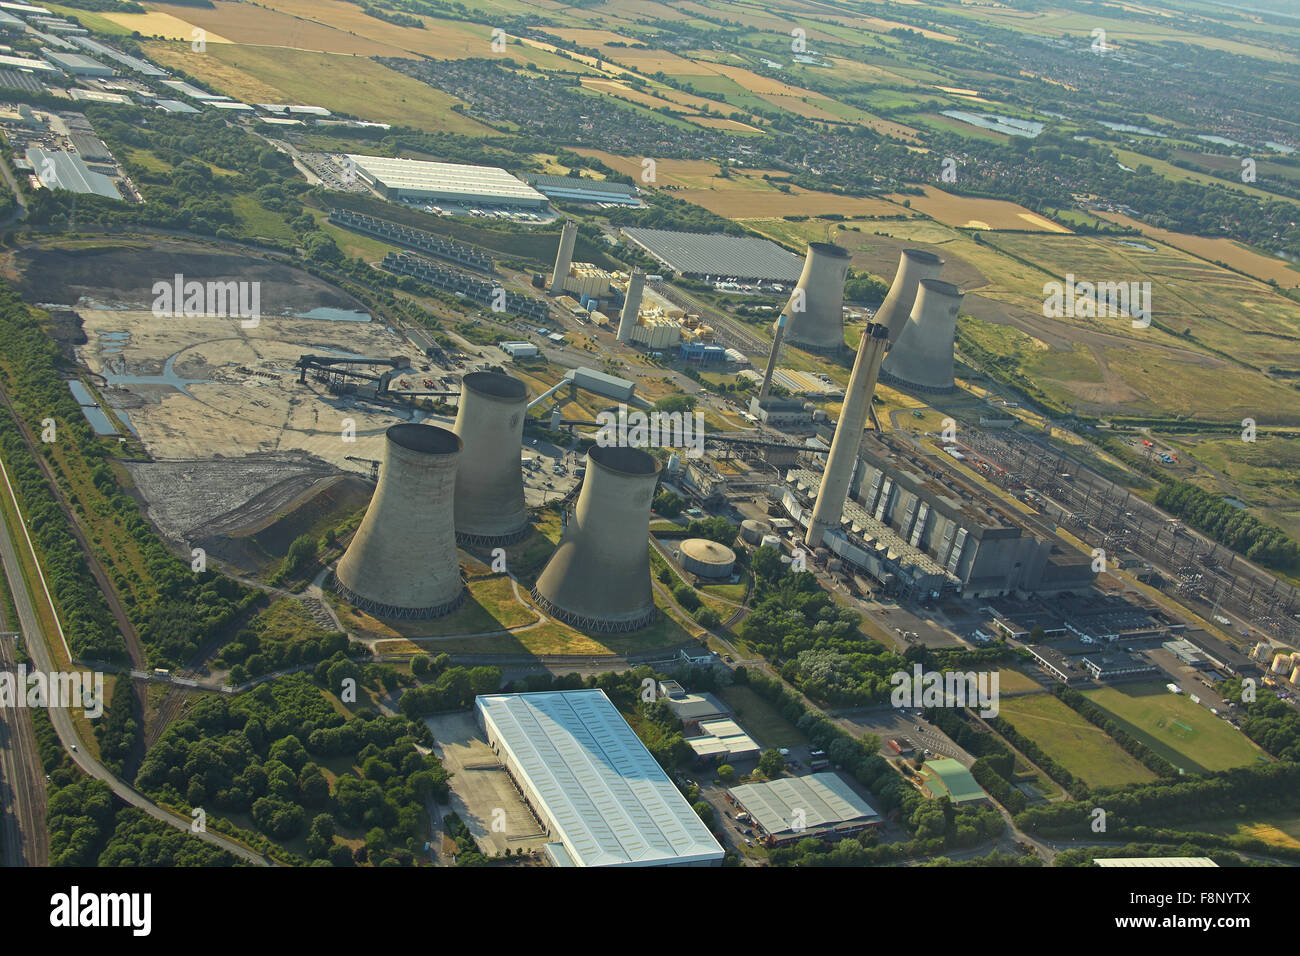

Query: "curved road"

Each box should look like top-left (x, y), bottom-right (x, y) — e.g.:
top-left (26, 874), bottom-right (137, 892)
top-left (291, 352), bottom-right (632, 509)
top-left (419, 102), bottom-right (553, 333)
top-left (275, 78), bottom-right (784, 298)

top-left (0, 457), bottom-right (269, 865)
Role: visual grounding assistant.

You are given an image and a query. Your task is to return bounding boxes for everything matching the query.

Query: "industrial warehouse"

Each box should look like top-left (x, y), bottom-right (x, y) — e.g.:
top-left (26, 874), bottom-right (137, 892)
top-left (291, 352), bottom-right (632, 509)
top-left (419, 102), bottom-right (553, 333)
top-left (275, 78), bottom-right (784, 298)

top-left (475, 691), bottom-right (725, 867)
top-left (727, 774), bottom-right (883, 845)
top-left (344, 154), bottom-right (549, 209)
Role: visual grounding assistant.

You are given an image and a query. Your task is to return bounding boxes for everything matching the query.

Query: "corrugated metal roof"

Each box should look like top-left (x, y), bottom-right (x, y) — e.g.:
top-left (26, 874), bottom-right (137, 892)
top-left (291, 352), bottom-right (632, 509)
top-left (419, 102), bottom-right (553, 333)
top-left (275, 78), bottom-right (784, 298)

top-left (26, 148), bottom-right (119, 200)
top-left (477, 690), bottom-right (724, 867)
top-left (728, 773), bottom-right (880, 836)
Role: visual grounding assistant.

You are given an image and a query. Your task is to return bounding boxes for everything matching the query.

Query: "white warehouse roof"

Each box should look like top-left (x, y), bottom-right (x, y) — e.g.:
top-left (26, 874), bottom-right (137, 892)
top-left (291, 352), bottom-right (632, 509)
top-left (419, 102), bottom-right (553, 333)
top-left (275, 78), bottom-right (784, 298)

top-left (728, 772), bottom-right (881, 840)
top-left (345, 154), bottom-right (546, 205)
top-left (476, 690), bottom-right (724, 867)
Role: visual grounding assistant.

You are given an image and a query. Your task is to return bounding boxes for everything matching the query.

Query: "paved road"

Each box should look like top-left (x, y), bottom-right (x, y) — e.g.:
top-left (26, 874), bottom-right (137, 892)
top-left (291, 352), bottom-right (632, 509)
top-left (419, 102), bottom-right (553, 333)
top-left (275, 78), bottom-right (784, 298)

top-left (0, 631), bottom-right (47, 866)
top-left (0, 458), bottom-right (270, 866)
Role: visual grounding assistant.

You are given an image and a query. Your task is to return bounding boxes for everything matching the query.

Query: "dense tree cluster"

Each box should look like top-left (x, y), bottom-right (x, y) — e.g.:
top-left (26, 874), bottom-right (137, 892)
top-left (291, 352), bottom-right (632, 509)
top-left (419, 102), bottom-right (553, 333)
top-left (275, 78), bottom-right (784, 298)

top-left (1154, 481), bottom-right (1300, 571)
top-left (136, 675), bottom-right (449, 864)
top-left (1218, 679), bottom-right (1300, 762)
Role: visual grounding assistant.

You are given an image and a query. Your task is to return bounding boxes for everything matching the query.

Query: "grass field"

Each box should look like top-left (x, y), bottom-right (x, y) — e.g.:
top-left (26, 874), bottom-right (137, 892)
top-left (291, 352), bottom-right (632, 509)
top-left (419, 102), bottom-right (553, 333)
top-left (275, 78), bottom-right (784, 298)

top-left (1082, 681), bottom-right (1267, 775)
top-left (142, 42), bottom-right (491, 135)
top-left (718, 684), bottom-right (808, 749)
top-left (1200, 812), bottom-right (1300, 850)
top-left (997, 693), bottom-right (1156, 788)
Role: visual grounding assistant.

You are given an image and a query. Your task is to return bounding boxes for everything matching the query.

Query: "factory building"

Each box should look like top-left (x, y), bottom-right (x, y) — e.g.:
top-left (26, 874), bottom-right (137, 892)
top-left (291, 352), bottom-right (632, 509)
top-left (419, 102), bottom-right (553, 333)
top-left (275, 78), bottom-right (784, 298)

top-left (918, 758), bottom-right (989, 805)
top-left (333, 424), bottom-right (466, 619)
top-left (727, 774), bottom-right (883, 845)
top-left (532, 445), bottom-right (660, 632)
top-left (526, 173), bottom-right (640, 206)
top-left (26, 148), bottom-right (120, 199)
top-left (476, 690), bottom-right (725, 867)
top-left (787, 430), bottom-right (1096, 598)
top-left (344, 154), bottom-right (548, 208)
top-left (452, 371), bottom-right (529, 546)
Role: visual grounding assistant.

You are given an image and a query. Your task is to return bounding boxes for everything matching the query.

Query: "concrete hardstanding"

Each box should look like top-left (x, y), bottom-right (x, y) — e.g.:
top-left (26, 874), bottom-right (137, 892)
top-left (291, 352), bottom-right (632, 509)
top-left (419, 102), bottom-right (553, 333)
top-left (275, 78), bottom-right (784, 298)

top-left (617, 269), bottom-right (645, 343)
top-left (758, 311), bottom-right (788, 401)
top-left (550, 220), bottom-right (578, 293)
top-left (453, 371), bottom-right (529, 545)
top-left (881, 278), bottom-right (963, 393)
top-left (876, 249), bottom-right (943, 343)
top-left (334, 423), bottom-right (465, 618)
top-left (532, 445), bottom-right (660, 632)
top-left (805, 324), bottom-right (890, 548)
top-left (784, 242), bottom-right (851, 352)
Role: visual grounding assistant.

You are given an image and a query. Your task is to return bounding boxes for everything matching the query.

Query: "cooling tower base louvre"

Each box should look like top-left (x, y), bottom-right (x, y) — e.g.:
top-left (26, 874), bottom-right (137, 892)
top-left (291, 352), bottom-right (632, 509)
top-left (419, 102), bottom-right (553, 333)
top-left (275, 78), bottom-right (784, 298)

top-left (332, 573), bottom-right (467, 620)
top-left (456, 525), bottom-right (530, 548)
top-left (787, 339), bottom-right (848, 358)
top-left (878, 369), bottom-right (957, 395)
top-left (531, 588), bottom-right (657, 634)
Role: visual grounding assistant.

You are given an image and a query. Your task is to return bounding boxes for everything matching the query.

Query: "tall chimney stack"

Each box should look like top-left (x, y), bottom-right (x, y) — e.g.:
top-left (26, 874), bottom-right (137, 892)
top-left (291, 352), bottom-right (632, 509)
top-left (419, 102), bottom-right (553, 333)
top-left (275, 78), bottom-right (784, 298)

top-left (616, 269), bottom-right (645, 343)
top-left (759, 312), bottom-right (788, 401)
top-left (550, 220), bottom-right (578, 294)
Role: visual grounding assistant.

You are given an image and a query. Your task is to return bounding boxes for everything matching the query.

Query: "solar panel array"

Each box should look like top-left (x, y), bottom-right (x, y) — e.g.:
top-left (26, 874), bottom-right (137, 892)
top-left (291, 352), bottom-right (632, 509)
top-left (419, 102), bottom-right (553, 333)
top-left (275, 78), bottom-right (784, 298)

top-left (622, 227), bottom-right (803, 282)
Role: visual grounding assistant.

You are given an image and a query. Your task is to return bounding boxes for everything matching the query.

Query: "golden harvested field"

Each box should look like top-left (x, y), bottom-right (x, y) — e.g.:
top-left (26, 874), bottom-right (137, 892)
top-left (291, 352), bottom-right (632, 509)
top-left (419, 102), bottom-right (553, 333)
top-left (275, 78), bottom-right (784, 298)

top-left (142, 42), bottom-right (492, 135)
top-left (901, 186), bottom-right (1073, 232)
top-left (106, 8), bottom-right (227, 41)
top-left (577, 149), bottom-right (901, 218)
top-left (687, 115), bottom-right (762, 131)
top-left (149, 1), bottom-right (404, 55)
top-left (1095, 211), bottom-right (1300, 288)
top-left (547, 27), bottom-right (641, 46)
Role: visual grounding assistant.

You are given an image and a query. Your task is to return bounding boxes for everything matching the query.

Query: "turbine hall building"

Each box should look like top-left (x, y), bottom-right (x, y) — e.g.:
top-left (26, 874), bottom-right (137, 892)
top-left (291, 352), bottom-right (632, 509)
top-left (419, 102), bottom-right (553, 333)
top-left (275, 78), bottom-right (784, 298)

top-left (344, 154), bottom-right (547, 209)
top-left (476, 690), bottom-right (725, 867)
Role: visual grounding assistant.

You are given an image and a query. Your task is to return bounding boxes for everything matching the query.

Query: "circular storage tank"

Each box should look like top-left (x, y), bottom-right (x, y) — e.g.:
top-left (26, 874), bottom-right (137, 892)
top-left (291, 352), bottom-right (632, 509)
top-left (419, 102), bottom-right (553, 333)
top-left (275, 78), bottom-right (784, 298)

top-left (1272, 653), bottom-right (1293, 674)
top-left (760, 533), bottom-right (783, 550)
top-left (1291, 664), bottom-right (1300, 686)
top-left (679, 538), bottom-right (736, 579)
top-left (741, 518), bottom-right (772, 544)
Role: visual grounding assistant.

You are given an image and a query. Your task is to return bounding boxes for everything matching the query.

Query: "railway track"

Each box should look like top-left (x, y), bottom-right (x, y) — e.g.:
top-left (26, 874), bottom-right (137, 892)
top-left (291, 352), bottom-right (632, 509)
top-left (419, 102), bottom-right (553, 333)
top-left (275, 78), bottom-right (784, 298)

top-left (0, 632), bottom-right (48, 866)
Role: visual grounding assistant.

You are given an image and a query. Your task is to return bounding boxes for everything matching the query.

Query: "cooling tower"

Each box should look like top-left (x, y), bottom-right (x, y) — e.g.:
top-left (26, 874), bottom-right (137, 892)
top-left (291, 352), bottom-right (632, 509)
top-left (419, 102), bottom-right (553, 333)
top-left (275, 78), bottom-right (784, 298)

top-left (880, 278), bottom-right (963, 393)
top-left (876, 249), bottom-right (944, 343)
top-left (453, 371), bottom-right (529, 546)
top-left (805, 323), bottom-right (890, 548)
top-left (334, 423), bottom-right (465, 619)
top-left (532, 445), bottom-right (660, 632)
top-left (784, 242), bottom-right (851, 353)
top-left (617, 269), bottom-right (645, 343)
top-left (550, 220), bottom-right (578, 293)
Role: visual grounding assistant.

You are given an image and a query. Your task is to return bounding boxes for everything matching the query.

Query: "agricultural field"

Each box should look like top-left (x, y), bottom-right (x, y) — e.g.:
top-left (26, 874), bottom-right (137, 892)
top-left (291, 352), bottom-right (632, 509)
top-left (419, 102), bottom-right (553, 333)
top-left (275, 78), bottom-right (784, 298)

top-left (1199, 813), bottom-right (1300, 851)
top-left (1082, 681), bottom-right (1268, 775)
top-left (902, 187), bottom-right (1072, 233)
top-left (997, 693), bottom-right (1156, 789)
top-left (141, 42), bottom-right (492, 135)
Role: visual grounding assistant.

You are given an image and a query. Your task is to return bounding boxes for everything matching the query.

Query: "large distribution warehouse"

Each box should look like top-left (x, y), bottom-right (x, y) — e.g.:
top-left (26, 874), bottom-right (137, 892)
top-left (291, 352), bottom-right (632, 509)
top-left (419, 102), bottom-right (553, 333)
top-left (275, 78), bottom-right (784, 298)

top-left (345, 154), bottom-right (548, 209)
top-left (475, 690), bottom-right (725, 867)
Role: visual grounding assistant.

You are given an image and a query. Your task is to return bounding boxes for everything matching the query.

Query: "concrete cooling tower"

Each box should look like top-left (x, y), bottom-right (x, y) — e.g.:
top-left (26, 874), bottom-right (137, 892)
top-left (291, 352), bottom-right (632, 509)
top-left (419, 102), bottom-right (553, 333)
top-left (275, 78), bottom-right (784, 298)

top-left (532, 445), bottom-right (660, 632)
top-left (880, 278), bottom-right (963, 393)
top-left (876, 249), bottom-right (944, 343)
top-left (805, 323), bottom-right (890, 548)
top-left (453, 371), bottom-right (529, 546)
top-left (783, 242), bottom-right (851, 353)
top-left (550, 220), bottom-right (578, 293)
top-left (334, 423), bottom-right (466, 619)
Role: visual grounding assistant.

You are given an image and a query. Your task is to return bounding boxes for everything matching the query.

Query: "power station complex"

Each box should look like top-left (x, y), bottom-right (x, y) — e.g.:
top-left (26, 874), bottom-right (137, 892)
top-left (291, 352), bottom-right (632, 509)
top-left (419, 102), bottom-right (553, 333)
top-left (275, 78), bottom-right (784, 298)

top-left (332, 369), bottom-right (661, 628)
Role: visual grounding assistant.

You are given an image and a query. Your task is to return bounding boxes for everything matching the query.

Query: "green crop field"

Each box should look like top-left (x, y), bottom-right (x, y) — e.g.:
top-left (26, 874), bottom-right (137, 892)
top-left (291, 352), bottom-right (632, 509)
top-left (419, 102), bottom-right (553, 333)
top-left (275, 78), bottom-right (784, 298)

top-left (1082, 681), bottom-right (1268, 775)
top-left (998, 693), bottom-right (1156, 789)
